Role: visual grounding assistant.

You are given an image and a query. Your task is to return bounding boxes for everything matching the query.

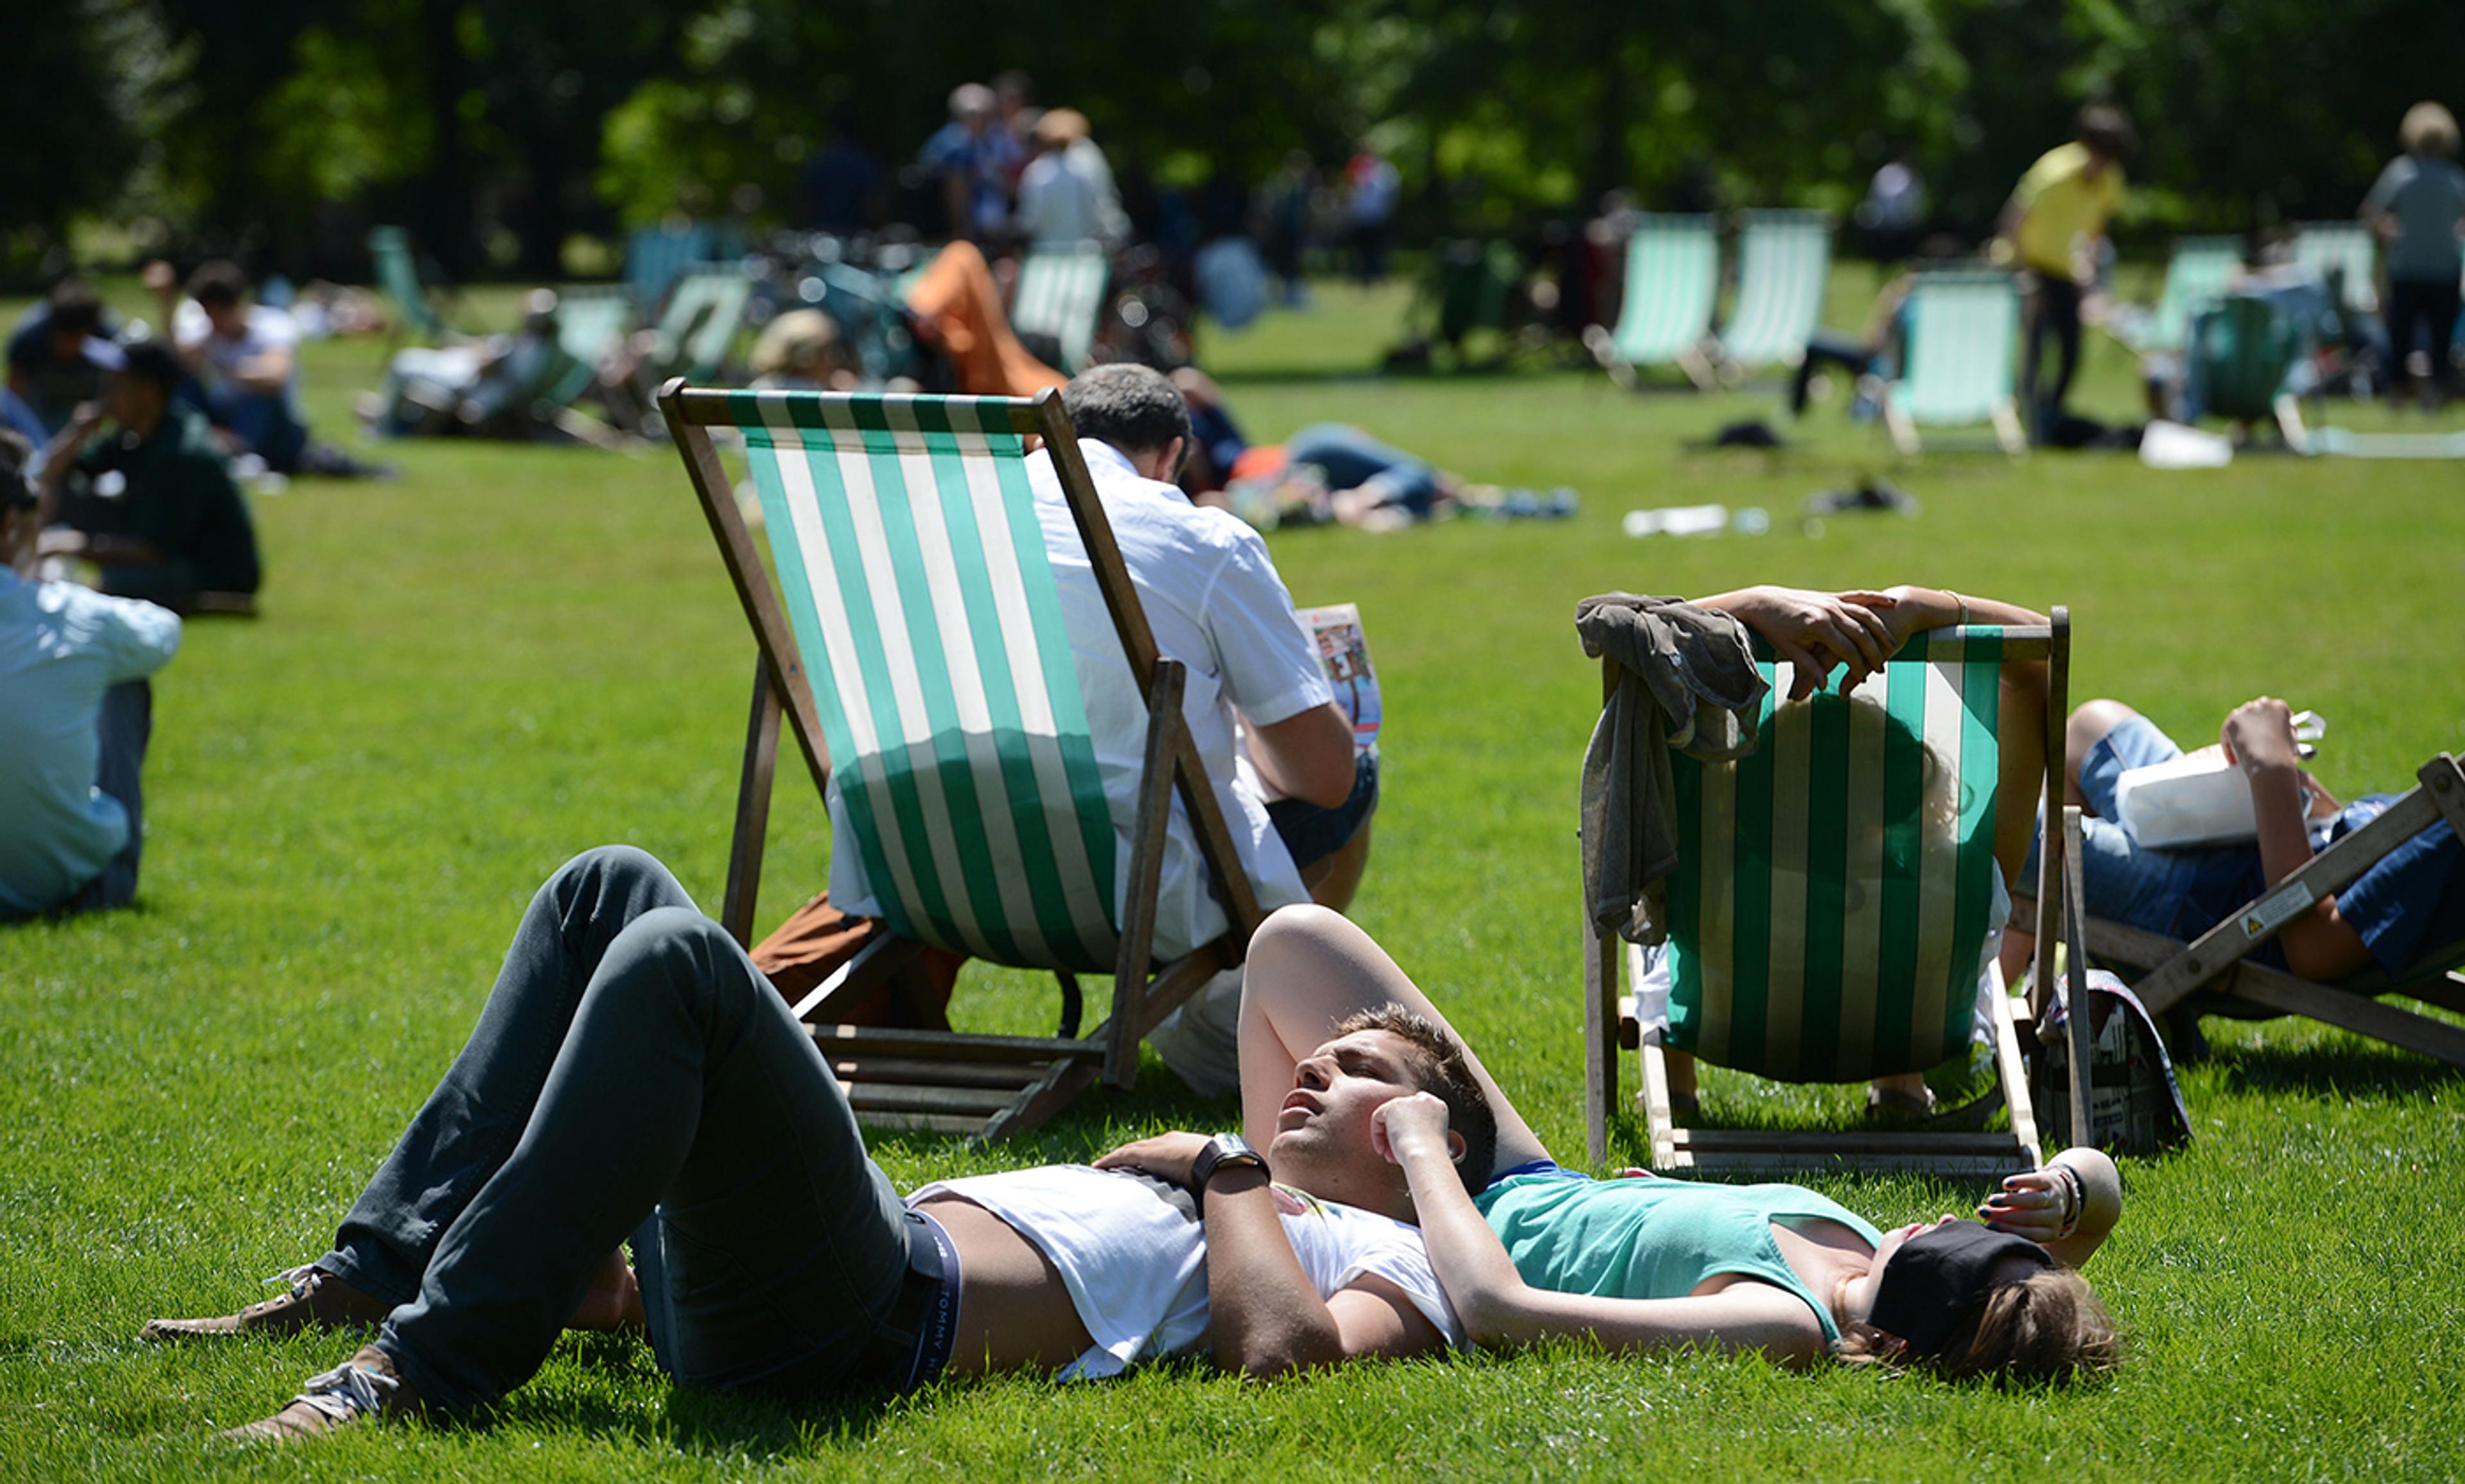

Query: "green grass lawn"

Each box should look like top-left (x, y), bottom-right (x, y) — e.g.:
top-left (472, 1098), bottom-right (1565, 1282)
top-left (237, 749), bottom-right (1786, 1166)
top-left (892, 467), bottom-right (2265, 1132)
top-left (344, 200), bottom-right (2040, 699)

top-left (3, 270), bottom-right (2463, 1480)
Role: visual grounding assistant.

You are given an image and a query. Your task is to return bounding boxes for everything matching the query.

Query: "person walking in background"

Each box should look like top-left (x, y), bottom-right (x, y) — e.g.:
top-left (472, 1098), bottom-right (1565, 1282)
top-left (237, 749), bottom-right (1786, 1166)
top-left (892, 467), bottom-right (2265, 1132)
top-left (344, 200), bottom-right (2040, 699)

top-left (1996, 105), bottom-right (2134, 442)
top-left (0, 431), bottom-right (182, 922)
top-left (2360, 101), bottom-right (2465, 407)
top-left (1344, 143), bottom-right (1401, 285)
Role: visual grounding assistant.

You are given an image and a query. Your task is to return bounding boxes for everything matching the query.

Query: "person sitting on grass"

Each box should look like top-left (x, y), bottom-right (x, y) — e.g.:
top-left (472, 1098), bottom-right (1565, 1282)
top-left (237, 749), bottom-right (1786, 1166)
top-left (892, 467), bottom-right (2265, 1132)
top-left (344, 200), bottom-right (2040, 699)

top-left (1222, 582), bottom-right (2123, 1384)
top-left (1997, 695), bottom-right (2464, 1055)
top-left (36, 338), bottom-right (262, 616)
top-left (141, 847), bottom-right (1489, 1442)
top-left (0, 430), bottom-right (182, 922)
top-left (159, 259), bottom-right (310, 474)
top-left (6, 277), bottom-right (118, 439)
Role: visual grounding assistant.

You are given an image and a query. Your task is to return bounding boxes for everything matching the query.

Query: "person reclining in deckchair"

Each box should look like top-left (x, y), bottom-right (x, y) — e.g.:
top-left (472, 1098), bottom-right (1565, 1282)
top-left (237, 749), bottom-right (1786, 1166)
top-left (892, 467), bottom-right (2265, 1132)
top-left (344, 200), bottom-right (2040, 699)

top-left (142, 846), bottom-right (1494, 1442)
top-left (749, 363), bottom-right (1376, 1096)
top-left (1998, 695), bottom-right (2464, 1050)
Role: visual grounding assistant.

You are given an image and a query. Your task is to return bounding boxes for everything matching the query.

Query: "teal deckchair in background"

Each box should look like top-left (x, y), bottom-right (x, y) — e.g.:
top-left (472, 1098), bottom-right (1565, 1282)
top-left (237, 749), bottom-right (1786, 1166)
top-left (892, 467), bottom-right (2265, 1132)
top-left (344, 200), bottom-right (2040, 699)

top-left (1010, 244), bottom-right (1111, 372)
top-left (2292, 220), bottom-right (2380, 316)
top-left (1883, 269), bottom-right (2026, 456)
top-left (2108, 235), bottom-right (2242, 355)
top-left (1582, 618), bottom-right (2083, 1175)
top-left (658, 383), bottom-right (1267, 1140)
top-left (1713, 210), bottom-right (1832, 377)
top-left (365, 227), bottom-right (453, 364)
top-left (1586, 214), bottom-right (1720, 389)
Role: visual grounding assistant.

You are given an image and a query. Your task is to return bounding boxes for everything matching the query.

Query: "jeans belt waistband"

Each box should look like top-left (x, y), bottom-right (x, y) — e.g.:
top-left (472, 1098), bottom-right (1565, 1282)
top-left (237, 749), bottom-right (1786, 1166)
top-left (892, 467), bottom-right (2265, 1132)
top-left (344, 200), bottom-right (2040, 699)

top-left (856, 1209), bottom-right (959, 1392)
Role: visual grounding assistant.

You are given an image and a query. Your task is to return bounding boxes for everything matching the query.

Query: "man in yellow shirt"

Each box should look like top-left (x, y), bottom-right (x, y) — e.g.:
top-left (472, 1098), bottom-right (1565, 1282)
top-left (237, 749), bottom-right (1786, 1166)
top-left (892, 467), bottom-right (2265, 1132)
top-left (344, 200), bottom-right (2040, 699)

top-left (1996, 105), bottom-right (2134, 440)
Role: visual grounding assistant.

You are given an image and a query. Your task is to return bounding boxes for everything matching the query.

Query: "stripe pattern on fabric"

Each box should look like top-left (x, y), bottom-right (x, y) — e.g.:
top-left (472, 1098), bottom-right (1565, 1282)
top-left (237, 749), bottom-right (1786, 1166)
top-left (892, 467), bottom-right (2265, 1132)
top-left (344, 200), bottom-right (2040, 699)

top-left (1664, 627), bottom-right (2006, 1082)
top-left (734, 388), bottom-right (1123, 972)
top-left (1892, 272), bottom-right (2019, 426)
top-left (1718, 211), bottom-right (1831, 368)
top-left (1012, 247), bottom-right (1110, 371)
top-left (1611, 215), bottom-right (1720, 366)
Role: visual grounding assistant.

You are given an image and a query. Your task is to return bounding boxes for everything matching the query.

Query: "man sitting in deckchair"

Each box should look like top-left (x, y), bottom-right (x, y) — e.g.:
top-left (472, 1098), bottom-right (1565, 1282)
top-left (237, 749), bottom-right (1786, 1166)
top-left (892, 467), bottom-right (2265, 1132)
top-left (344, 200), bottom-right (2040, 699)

top-left (141, 846), bottom-right (1491, 1442)
top-left (2000, 694), bottom-right (2463, 1049)
top-left (752, 363), bottom-right (1377, 1096)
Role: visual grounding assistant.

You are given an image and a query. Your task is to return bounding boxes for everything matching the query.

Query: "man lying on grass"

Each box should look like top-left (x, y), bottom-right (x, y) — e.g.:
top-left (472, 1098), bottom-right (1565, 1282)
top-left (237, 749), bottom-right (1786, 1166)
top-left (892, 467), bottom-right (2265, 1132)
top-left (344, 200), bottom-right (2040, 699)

top-left (144, 846), bottom-right (1493, 1442)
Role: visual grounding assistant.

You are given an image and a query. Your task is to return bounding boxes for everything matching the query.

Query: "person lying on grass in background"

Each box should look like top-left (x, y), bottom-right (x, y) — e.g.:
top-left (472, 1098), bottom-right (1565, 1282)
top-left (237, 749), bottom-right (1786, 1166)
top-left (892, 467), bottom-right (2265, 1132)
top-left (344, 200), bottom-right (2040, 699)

top-left (1998, 693), bottom-right (2464, 1055)
top-left (1235, 582), bottom-right (2123, 1383)
top-left (141, 847), bottom-right (1493, 1444)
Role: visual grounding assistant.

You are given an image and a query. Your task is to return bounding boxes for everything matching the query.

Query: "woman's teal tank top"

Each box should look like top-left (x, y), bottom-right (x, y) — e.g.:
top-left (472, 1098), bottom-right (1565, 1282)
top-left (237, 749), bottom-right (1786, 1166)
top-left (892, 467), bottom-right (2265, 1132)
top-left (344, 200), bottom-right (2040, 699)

top-left (1475, 1171), bottom-right (1881, 1343)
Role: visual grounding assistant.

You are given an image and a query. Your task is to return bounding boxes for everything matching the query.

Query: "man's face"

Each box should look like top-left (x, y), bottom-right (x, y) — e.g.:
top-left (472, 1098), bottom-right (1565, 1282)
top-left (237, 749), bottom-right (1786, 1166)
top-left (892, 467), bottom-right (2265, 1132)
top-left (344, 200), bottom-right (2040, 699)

top-left (201, 298), bottom-right (246, 339)
top-left (1268, 1028), bottom-right (1426, 1211)
top-left (105, 372), bottom-right (164, 431)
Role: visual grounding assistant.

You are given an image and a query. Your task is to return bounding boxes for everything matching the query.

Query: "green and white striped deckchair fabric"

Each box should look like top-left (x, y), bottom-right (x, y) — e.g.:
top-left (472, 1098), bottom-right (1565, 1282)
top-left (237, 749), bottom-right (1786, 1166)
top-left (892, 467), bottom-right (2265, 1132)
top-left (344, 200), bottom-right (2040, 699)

top-left (1012, 245), bottom-right (1110, 371)
top-left (2292, 221), bottom-right (2379, 315)
top-left (2130, 236), bottom-right (2242, 354)
top-left (661, 268), bottom-right (755, 381)
top-left (1608, 215), bottom-right (1720, 367)
top-left (1663, 627), bottom-right (2011, 1083)
top-left (1889, 270), bottom-right (2019, 427)
top-left (543, 287), bottom-right (632, 407)
top-left (727, 389), bottom-right (1124, 973)
top-left (366, 227), bottom-right (445, 342)
top-left (1715, 210), bottom-right (1831, 369)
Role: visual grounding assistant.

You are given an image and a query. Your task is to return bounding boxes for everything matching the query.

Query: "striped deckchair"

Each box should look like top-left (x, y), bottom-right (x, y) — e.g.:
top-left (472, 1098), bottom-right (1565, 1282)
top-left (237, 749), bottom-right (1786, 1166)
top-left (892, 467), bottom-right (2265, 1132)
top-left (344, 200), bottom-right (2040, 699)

top-left (1586, 214), bottom-right (1720, 388)
top-left (2109, 236), bottom-right (2242, 355)
top-left (2292, 220), bottom-right (2379, 315)
top-left (1883, 270), bottom-right (2027, 456)
top-left (1713, 210), bottom-right (1832, 375)
top-left (1581, 616), bottom-right (2085, 1175)
top-left (659, 381), bottom-right (1266, 1140)
top-left (657, 268), bottom-right (754, 383)
top-left (626, 222), bottom-right (717, 317)
top-left (365, 227), bottom-right (454, 367)
top-left (1010, 245), bottom-right (1111, 372)
top-left (540, 286), bottom-right (633, 410)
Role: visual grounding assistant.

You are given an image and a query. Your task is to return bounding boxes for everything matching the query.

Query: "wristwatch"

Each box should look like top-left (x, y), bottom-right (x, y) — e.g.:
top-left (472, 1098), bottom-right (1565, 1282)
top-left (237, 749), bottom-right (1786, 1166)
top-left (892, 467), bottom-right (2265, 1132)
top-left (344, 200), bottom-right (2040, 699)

top-left (1188, 1134), bottom-right (1269, 1193)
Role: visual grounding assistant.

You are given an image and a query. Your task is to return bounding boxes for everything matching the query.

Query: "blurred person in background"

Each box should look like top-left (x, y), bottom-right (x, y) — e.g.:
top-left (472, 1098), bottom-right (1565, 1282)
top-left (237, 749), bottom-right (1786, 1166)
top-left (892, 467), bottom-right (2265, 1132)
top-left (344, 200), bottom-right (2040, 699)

top-left (1996, 104), bottom-right (2134, 442)
top-left (2361, 101), bottom-right (2465, 406)
top-left (6, 277), bottom-right (119, 438)
top-left (159, 259), bottom-right (308, 473)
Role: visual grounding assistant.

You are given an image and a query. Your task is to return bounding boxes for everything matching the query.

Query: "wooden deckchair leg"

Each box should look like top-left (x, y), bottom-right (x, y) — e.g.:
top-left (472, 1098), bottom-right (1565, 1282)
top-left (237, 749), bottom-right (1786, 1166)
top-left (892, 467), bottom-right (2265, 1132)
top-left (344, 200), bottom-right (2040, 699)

top-left (1107, 659), bottom-right (1188, 1092)
top-left (1992, 401), bottom-right (2028, 457)
top-left (1584, 919), bottom-right (1620, 1167)
top-left (1987, 964), bottom-right (2044, 1170)
top-left (1885, 401), bottom-right (1919, 456)
top-left (2060, 807), bottom-right (2094, 1150)
top-left (722, 658), bottom-right (783, 949)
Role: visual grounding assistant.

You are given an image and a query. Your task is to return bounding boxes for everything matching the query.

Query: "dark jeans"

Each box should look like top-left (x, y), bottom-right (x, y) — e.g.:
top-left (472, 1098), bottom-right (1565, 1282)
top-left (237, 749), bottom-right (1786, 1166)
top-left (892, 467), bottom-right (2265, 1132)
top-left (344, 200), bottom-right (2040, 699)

top-left (2023, 275), bottom-right (2084, 435)
top-left (1267, 748), bottom-right (1380, 868)
top-left (2385, 274), bottom-right (2462, 392)
top-left (318, 847), bottom-right (919, 1411)
top-left (49, 680), bottom-right (152, 919)
top-left (1788, 331), bottom-right (1881, 416)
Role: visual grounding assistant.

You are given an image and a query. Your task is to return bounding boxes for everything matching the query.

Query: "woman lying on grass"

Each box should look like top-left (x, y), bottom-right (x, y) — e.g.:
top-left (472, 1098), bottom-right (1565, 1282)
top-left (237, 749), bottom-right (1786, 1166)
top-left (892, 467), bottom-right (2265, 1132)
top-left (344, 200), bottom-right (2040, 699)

top-left (1239, 584), bottom-right (2123, 1383)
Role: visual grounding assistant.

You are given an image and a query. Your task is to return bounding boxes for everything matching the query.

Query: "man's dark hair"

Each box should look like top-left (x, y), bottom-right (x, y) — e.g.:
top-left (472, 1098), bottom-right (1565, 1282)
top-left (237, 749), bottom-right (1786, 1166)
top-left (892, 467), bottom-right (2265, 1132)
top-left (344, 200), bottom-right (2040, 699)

top-left (47, 277), bottom-right (103, 338)
top-left (0, 429), bottom-right (35, 512)
top-left (116, 338), bottom-right (183, 392)
top-left (1334, 1003), bottom-right (1500, 1197)
top-left (2076, 103), bottom-right (2136, 161)
top-left (1062, 363), bottom-right (1193, 469)
top-left (187, 259), bottom-right (250, 309)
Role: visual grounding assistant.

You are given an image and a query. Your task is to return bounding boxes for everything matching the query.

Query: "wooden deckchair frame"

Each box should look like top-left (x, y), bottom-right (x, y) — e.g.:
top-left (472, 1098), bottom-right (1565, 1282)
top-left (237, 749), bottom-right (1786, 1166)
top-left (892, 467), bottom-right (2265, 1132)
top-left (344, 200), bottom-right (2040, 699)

top-left (1583, 612), bottom-right (2093, 1176)
top-left (659, 380), bottom-right (1267, 1140)
top-left (2013, 750), bottom-right (2465, 1070)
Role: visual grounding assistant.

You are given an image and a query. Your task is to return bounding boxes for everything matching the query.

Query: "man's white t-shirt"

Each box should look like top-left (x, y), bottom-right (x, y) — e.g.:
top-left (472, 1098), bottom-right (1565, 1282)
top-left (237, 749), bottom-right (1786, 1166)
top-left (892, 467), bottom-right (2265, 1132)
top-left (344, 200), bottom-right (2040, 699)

top-left (910, 1164), bottom-right (1462, 1379)
top-left (825, 438), bottom-right (1329, 960)
top-left (173, 300), bottom-right (301, 402)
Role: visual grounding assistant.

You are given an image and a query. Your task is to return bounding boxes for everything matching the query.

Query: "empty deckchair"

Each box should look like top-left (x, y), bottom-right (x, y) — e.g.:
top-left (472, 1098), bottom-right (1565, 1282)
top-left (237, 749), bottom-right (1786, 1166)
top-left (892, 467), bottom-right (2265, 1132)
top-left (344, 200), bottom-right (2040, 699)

top-left (2016, 751), bottom-right (2465, 1073)
top-left (2109, 235), bottom-right (2242, 355)
top-left (1883, 270), bottom-right (2026, 456)
top-left (539, 286), bottom-right (634, 410)
top-left (1713, 210), bottom-right (1832, 376)
top-left (657, 383), bottom-right (1267, 1140)
top-left (655, 267), bottom-right (755, 383)
top-left (1010, 244), bottom-right (1111, 372)
top-left (1586, 214), bottom-right (1720, 389)
top-left (366, 227), bottom-right (454, 361)
top-left (627, 223), bottom-right (718, 317)
top-left (1583, 616), bottom-right (2085, 1175)
top-left (2292, 221), bottom-right (2380, 316)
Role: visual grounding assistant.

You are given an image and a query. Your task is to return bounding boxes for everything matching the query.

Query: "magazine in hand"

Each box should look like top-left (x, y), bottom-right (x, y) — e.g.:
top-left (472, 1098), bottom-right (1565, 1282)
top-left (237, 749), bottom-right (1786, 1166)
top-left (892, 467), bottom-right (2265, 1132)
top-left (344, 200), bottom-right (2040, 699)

top-left (1297, 603), bottom-right (1381, 755)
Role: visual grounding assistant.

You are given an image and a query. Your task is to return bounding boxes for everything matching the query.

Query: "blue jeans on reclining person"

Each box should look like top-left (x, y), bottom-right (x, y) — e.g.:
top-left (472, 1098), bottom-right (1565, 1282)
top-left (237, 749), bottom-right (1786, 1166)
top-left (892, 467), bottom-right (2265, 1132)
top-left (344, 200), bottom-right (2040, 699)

top-left (1282, 424), bottom-right (1441, 517)
top-left (314, 846), bottom-right (940, 1410)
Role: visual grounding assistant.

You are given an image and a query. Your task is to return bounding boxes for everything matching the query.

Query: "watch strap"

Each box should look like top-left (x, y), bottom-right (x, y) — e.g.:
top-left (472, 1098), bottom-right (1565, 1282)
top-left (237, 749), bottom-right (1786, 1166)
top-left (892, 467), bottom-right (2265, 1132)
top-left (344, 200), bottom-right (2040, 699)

top-left (1189, 1133), bottom-right (1268, 1193)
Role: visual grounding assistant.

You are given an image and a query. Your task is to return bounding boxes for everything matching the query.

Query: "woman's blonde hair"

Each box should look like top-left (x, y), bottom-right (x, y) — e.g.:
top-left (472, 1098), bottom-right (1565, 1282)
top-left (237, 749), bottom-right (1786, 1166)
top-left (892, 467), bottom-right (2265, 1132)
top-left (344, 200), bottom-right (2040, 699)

top-left (2400, 101), bottom-right (2459, 157)
top-left (1835, 1268), bottom-right (2121, 1384)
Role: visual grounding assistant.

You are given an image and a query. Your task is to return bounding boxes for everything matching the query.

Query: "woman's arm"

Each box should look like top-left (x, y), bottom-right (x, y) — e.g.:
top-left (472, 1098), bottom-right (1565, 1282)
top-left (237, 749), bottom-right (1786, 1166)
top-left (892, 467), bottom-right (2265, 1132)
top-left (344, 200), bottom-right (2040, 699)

top-left (1978, 1145), bottom-right (2123, 1269)
top-left (1375, 1096), bottom-right (1829, 1365)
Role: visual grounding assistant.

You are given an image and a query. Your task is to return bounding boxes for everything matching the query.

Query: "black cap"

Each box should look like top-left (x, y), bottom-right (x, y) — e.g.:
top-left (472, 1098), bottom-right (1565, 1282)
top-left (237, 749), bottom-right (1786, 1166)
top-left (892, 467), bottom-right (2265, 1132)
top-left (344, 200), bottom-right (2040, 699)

top-left (115, 337), bottom-right (183, 391)
top-left (1867, 1221), bottom-right (2054, 1359)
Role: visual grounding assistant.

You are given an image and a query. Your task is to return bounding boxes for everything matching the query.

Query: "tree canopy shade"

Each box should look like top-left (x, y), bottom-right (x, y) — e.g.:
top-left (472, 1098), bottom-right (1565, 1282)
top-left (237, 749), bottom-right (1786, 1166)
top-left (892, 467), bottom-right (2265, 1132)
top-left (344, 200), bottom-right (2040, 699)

top-left (6, 0), bottom-right (2462, 281)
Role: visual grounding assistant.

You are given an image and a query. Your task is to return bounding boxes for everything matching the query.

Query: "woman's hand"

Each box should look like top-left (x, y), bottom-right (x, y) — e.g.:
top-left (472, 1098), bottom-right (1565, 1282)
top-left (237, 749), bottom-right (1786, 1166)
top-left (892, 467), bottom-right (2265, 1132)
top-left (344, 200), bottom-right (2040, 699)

top-left (1371, 1092), bottom-right (1455, 1166)
top-left (1976, 1166), bottom-right (2077, 1246)
top-left (1711, 585), bottom-right (1899, 700)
